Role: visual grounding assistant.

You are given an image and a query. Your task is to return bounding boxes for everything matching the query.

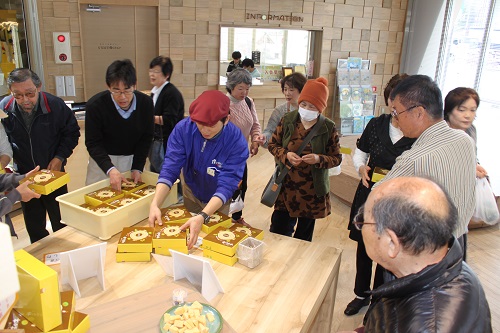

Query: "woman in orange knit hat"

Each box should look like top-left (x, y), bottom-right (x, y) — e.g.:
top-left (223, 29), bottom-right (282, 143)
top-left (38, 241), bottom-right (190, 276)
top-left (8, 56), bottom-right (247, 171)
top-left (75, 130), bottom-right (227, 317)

top-left (267, 77), bottom-right (342, 241)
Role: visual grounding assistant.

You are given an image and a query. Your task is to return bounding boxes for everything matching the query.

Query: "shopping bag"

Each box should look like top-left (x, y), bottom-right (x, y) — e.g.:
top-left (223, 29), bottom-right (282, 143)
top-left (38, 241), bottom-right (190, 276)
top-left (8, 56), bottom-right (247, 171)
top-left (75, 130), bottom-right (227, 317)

top-left (148, 139), bottom-right (165, 173)
top-left (261, 167), bottom-right (283, 207)
top-left (472, 177), bottom-right (499, 225)
top-left (229, 191), bottom-right (245, 215)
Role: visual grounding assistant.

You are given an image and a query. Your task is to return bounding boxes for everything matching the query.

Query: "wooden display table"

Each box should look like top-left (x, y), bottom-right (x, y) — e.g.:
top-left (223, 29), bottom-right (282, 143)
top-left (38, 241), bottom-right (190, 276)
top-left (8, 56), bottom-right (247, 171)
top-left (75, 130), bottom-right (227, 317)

top-left (23, 221), bottom-right (342, 333)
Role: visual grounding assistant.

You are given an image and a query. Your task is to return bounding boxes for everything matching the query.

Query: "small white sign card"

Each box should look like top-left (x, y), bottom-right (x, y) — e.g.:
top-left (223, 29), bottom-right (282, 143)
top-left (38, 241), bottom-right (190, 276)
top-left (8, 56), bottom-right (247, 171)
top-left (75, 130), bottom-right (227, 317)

top-left (59, 242), bottom-right (106, 297)
top-left (169, 250), bottom-right (224, 301)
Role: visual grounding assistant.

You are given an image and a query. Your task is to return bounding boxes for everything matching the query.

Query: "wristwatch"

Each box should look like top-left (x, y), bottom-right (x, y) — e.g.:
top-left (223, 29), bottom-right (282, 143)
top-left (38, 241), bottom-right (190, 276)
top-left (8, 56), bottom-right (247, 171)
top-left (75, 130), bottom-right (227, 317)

top-left (197, 211), bottom-right (210, 224)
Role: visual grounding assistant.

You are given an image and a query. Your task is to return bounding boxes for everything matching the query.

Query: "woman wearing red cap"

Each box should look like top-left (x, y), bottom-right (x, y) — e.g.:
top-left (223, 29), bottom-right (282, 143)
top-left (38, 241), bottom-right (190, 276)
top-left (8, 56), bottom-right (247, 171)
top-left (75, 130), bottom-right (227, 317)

top-left (267, 77), bottom-right (342, 241)
top-left (148, 90), bottom-right (249, 248)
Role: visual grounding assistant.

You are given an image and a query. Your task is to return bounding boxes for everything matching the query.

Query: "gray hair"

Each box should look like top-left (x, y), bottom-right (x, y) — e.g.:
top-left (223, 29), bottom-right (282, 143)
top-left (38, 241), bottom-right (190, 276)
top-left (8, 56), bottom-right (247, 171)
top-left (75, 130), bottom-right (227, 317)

top-left (226, 68), bottom-right (252, 93)
top-left (7, 68), bottom-right (42, 88)
top-left (371, 181), bottom-right (457, 255)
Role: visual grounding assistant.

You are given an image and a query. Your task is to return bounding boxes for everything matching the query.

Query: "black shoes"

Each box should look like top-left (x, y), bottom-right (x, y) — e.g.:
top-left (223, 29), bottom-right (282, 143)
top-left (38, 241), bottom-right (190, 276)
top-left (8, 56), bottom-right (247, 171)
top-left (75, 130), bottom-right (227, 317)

top-left (344, 297), bottom-right (370, 316)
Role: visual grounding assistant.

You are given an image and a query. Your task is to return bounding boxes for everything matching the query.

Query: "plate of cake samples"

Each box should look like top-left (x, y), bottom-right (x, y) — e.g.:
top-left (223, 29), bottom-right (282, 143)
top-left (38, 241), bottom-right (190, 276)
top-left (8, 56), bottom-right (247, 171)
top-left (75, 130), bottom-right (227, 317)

top-left (160, 301), bottom-right (223, 333)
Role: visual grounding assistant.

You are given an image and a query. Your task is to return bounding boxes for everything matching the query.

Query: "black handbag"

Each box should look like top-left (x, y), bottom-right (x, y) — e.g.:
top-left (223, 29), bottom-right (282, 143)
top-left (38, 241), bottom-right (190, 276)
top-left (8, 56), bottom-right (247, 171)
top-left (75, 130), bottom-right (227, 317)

top-left (148, 125), bottom-right (165, 173)
top-left (260, 115), bottom-right (326, 207)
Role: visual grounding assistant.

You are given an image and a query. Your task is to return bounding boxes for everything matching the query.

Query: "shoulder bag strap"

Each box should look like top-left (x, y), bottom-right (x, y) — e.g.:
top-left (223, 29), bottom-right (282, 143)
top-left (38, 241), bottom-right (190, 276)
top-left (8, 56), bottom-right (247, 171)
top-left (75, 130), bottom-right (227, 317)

top-left (275, 115), bottom-right (326, 184)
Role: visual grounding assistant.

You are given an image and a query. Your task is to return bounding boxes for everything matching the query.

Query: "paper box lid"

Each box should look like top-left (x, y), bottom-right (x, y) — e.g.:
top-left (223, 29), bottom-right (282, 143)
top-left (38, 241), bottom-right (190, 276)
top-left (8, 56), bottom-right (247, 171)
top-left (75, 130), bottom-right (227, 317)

top-left (201, 211), bottom-right (232, 234)
top-left (20, 169), bottom-right (69, 195)
top-left (84, 186), bottom-right (124, 205)
top-left (160, 205), bottom-right (193, 223)
top-left (14, 249), bottom-right (62, 331)
top-left (70, 312), bottom-right (90, 333)
top-left (202, 227), bottom-right (248, 256)
top-left (120, 178), bottom-right (147, 193)
top-left (47, 291), bottom-right (76, 333)
top-left (108, 194), bottom-right (141, 208)
top-left (131, 185), bottom-right (156, 197)
top-left (228, 224), bottom-right (264, 240)
top-left (80, 203), bottom-right (117, 215)
top-left (153, 225), bottom-right (187, 248)
top-left (5, 309), bottom-right (43, 332)
top-left (117, 227), bottom-right (154, 253)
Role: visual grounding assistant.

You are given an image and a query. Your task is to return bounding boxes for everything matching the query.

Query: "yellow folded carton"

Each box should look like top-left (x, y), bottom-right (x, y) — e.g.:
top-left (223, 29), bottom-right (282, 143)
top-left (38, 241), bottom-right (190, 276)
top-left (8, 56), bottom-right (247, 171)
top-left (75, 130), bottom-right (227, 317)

top-left (202, 226), bottom-right (248, 257)
top-left (120, 178), bottom-right (147, 193)
top-left (371, 166), bottom-right (390, 183)
top-left (131, 184), bottom-right (156, 197)
top-left (116, 249), bottom-right (151, 262)
top-left (108, 194), bottom-right (141, 208)
top-left (19, 169), bottom-right (69, 195)
top-left (203, 248), bottom-right (238, 266)
top-left (5, 309), bottom-right (43, 332)
top-left (153, 224), bottom-right (187, 248)
top-left (154, 246), bottom-right (189, 256)
top-left (84, 186), bottom-right (124, 206)
top-left (71, 312), bottom-right (90, 333)
top-left (14, 249), bottom-right (61, 332)
top-left (48, 291), bottom-right (76, 333)
top-left (117, 227), bottom-right (154, 253)
top-left (160, 205), bottom-right (193, 224)
top-left (340, 146), bottom-right (352, 155)
top-left (229, 224), bottom-right (264, 240)
top-left (201, 211), bottom-right (232, 234)
top-left (80, 203), bottom-right (117, 215)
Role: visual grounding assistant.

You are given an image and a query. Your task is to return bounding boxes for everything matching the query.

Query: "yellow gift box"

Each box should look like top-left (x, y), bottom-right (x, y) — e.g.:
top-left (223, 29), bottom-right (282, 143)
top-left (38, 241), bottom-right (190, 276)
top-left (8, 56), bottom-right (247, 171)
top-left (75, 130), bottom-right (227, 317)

top-left (160, 205), bottom-right (193, 225)
top-left (201, 211), bottom-right (232, 234)
top-left (340, 146), bottom-right (352, 155)
top-left (228, 224), bottom-right (264, 240)
top-left (371, 166), bottom-right (390, 183)
top-left (14, 249), bottom-right (61, 332)
top-left (131, 184), bottom-right (156, 197)
top-left (202, 227), bottom-right (248, 257)
top-left (203, 248), bottom-right (237, 266)
top-left (19, 169), bottom-right (69, 195)
top-left (120, 178), bottom-right (147, 193)
top-left (80, 203), bottom-right (117, 215)
top-left (117, 227), bottom-right (154, 253)
top-left (108, 194), bottom-right (141, 208)
top-left (5, 309), bottom-right (43, 332)
top-left (154, 246), bottom-right (189, 256)
top-left (71, 312), bottom-right (90, 333)
top-left (48, 291), bottom-right (76, 333)
top-left (116, 250), bottom-right (151, 262)
top-left (84, 186), bottom-right (124, 206)
top-left (153, 224), bottom-right (187, 248)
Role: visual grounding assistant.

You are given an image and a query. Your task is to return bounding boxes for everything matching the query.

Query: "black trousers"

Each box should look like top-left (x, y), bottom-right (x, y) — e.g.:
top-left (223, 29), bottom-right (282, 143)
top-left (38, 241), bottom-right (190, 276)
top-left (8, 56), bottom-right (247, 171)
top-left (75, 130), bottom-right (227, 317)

top-left (354, 238), bottom-right (385, 298)
top-left (270, 209), bottom-right (316, 242)
top-left (231, 164), bottom-right (248, 220)
top-left (21, 185), bottom-right (67, 243)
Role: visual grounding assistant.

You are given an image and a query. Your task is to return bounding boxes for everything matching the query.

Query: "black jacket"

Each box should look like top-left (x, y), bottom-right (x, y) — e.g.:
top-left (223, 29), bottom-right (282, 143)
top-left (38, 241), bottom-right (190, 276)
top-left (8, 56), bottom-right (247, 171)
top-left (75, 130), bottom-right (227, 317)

top-left (153, 82), bottom-right (184, 142)
top-left (364, 238), bottom-right (492, 333)
top-left (0, 92), bottom-right (80, 174)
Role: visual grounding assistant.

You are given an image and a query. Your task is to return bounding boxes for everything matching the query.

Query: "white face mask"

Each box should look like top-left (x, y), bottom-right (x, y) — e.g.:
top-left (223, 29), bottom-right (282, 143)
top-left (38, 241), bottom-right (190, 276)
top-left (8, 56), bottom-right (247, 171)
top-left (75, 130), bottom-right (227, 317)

top-left (298, 106), bottom-right (319, 122)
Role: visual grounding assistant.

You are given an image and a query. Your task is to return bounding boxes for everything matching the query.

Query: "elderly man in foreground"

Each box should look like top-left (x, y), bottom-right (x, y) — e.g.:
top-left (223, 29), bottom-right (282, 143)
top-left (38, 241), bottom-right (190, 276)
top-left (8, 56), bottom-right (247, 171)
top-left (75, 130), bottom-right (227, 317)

top-left (354, 176), bottom-right (491, 333)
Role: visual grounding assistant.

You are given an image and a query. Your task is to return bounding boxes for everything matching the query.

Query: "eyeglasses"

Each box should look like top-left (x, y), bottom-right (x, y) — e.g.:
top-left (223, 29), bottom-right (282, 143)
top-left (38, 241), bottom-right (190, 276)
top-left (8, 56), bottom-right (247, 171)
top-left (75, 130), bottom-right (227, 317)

top-left (390, 104), bottom-right (422, 119)
top-left (110, 89), bottom-right (135, 97)
top-left (352, 208), bottom-right (377, 230)
top-left (12, 89), bottom-right (38, 100)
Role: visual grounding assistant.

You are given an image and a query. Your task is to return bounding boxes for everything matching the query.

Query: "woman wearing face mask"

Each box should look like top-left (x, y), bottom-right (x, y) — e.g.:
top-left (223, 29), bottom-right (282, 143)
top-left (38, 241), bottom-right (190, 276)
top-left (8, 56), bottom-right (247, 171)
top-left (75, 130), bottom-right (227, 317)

top-left (267, 77), bottom-right (342, 241)
top-left (444, 87), bottom-right (487, 179)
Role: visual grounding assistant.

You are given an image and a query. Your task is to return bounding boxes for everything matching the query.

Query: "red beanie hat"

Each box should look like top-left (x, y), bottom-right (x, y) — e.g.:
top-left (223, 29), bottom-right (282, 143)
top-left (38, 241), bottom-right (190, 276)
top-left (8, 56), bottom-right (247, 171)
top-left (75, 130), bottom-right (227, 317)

top-left (189, 90), bottom-right (230, 126)
top-left (298, 77), bottom-right (329, 112)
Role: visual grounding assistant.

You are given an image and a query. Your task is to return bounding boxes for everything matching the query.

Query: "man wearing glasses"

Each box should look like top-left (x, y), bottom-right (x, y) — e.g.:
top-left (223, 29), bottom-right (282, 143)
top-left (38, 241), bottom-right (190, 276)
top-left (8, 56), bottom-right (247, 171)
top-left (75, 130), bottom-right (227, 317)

top-left (0, 68), bottom-right (80, 243)
top-left (374, 75), bottom-right (476, 259)
top-left (85, 59), bottom-right (154, 190)
top-left (351, 176), bottom-right (491, 333)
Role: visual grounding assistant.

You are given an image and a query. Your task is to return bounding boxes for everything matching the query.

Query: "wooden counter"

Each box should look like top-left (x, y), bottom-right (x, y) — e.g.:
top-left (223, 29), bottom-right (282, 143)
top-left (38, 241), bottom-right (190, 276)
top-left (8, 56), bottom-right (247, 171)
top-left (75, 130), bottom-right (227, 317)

top-left (23, 221), bottom-right (342, 333)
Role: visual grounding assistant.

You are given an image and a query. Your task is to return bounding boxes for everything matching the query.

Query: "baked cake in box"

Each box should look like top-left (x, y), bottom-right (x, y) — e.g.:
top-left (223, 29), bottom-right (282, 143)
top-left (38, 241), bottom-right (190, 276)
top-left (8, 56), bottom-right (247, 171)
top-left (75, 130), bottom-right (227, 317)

top-left (228, 224), bottom-right (264, 240)
top-left (154, 246), bottom-right (188, 256)
top-left (153, 224), bottom-right (187, 248)
top-left (80, 203), bottom-right (117, 215)
top-left (108, 194), bottom-right (140, 208)
top-left (84, 186), bottom-right (124, 206)
top-left (203, 248), bottom-right (237, 266)
top-left (201, 211), bottom-right (232, 234)
top-left (202, 226), bottom-right (248, 257)
top-left (20, 169), bottom-right (69, 195)
top-left (117, 227), bottom-right (154, 253)
top-left (131, 184), bottom-right (156, 197)
top-left (116, 249), bottom-right (151, 262)
top-left (160, 205), bottom-right (193, 225)
top-left (120, 178), bottom-right (147, 193)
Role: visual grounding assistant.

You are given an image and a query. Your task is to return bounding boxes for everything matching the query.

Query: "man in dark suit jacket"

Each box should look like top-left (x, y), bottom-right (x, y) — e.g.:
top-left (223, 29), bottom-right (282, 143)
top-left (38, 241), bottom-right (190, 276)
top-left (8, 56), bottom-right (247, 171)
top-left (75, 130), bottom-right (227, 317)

top-left (148, 56), bottom-right (185, 173)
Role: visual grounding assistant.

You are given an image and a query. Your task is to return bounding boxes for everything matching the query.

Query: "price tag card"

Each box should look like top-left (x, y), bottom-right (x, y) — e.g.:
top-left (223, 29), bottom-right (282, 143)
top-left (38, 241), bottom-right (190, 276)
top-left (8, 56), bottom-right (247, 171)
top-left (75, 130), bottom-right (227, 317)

top-left (44, 252), bottom-right (60, 265)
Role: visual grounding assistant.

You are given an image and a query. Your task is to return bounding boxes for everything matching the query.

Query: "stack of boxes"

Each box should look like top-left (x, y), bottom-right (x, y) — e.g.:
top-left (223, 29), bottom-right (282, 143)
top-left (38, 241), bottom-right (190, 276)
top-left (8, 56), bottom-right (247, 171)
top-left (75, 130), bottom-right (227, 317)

top-left (116, 227), bottom-right (154, 262)
top-left (8, 250), bottom-right (90, 333)
top-left (200, 211), bottom-right (232, 234)
top-left (153, 225), bottom-right (188, 255)
top-left (202, 227), bottom-right (248, 266)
